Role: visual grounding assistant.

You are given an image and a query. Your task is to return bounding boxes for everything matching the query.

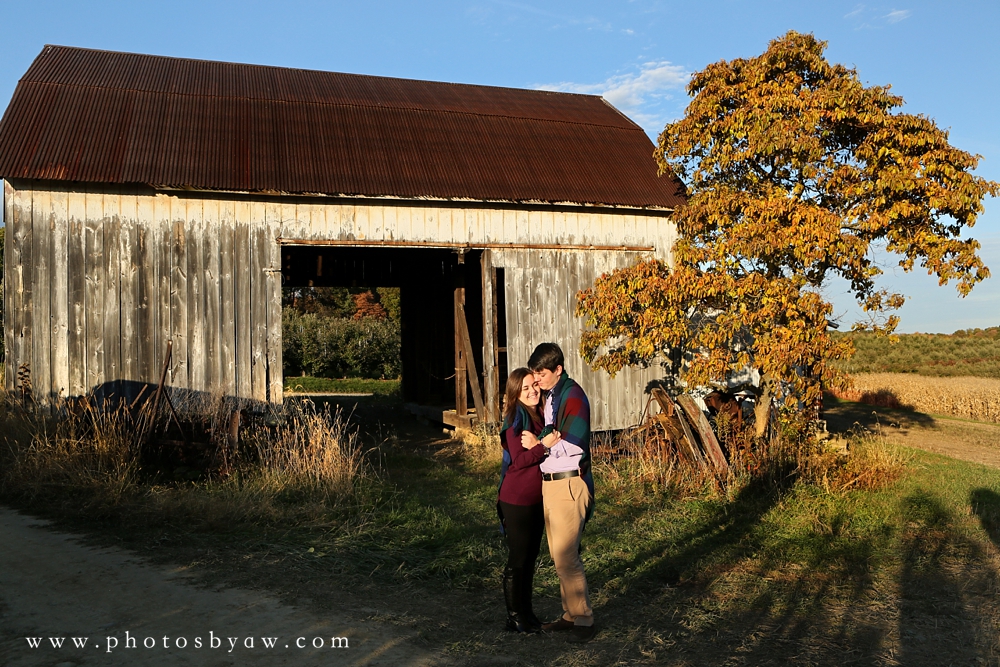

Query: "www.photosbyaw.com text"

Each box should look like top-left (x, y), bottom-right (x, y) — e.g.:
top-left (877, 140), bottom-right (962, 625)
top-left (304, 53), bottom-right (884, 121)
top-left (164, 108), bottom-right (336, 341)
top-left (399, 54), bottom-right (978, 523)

top-left (25, 631), bottom-right (349, 653)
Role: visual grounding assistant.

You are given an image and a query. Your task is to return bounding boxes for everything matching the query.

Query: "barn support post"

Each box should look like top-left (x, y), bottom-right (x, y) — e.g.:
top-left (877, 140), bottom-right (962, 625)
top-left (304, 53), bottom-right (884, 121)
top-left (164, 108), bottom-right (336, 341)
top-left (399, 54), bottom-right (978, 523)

top-left (481, 249), bottom-right (499, 422)
top-left (454, 251), bottom-right (468, 416)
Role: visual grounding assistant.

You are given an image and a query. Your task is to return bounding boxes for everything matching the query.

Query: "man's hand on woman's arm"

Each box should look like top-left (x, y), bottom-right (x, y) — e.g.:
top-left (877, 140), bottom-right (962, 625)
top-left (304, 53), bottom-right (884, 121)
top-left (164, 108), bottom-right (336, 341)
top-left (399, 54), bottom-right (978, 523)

top-left (522, 430), bottom-right (560, 449)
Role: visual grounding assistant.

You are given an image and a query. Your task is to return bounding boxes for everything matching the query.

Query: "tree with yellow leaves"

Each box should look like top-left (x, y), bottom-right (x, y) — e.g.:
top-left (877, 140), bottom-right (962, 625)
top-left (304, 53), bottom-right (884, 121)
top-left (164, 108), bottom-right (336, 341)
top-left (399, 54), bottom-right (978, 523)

top-left (577, 31), bottom-right (997, 434)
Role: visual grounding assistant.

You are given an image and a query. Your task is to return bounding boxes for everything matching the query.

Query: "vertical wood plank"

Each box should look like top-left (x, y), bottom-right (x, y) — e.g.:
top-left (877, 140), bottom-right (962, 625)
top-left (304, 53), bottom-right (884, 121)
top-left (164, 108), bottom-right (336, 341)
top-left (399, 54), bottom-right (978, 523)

top-left (219, 199), bottom-right (237, 397)
top-left (84, 186), bottom-right (104, 395)
top-left (203, 198), bottom-right (222, 393)
top-left (50, 186), bottom-right (70, 400)
top-left (5, 182), bottom-right (28, 394)
top-left (250, 200), bottom-right (268, 402)
top-left (102, 189), bottom-right (122, 401)
top-left (31, 188), bottom-right (52, 403)
top-left (500, 209), bottom-right (515, 245)
top-left (265, 201), bottom-right (283, 403)
top-left (135, 193), bottom-right (155, 385)
top-left (118, 189), bottom-right (138, 388)
top-left (187, 198), bottom-right (205, 393)
top-left (454, 273), bottom-right (467, 416)
top-left (235, 200), bottom-right (253, 399)
top-left (153, 194), bottom-right (172, 390)
top-left (354, 205), bottom-right (370, 241)
top-left (481, 249), bottom-right (498, 422)
top-left (169, 198), bottom-right (189, 391)
top-left (382, 205), bottom-right (397, 241)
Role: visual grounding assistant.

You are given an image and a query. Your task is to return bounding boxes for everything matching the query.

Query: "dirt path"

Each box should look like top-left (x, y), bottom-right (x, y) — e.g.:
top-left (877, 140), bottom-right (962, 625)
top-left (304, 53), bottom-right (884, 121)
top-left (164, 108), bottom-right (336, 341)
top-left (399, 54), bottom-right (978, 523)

top-left (0, 508), bottom-right (436, 667)
top-left (824, 396), bottom-right (1000, 467)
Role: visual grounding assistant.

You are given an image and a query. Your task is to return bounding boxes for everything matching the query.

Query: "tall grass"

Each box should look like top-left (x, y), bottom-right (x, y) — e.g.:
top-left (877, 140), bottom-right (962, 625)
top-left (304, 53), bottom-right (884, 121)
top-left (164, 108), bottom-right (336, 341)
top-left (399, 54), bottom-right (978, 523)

top-left (0, 393), bottom-right (371, 525)
top-left (0, 400), bottom-right (142, 503)
top-left (596, 410), bottom-right (909, 502)
top-left (243, 400), bottom-right (368, 503)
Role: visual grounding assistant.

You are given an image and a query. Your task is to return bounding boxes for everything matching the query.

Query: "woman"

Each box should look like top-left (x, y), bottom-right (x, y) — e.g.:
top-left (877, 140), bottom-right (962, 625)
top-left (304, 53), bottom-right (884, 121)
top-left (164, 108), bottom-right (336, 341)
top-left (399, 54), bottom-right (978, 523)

top-left (497, 368), bottom-right (558, 633)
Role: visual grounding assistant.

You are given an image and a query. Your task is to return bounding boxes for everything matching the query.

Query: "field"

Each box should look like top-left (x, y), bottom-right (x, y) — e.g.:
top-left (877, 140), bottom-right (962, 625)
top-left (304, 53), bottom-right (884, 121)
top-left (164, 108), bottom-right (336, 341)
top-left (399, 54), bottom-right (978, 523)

top-left (835, 327), bottom-right (1000, 378)
top-left (829, 372), bottom-right (1000, 423)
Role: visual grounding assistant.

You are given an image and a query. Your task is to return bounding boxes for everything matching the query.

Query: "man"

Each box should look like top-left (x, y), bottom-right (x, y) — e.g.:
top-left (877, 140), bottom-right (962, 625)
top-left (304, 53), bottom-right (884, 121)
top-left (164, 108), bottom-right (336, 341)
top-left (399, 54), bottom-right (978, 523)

top-left (525, 342), bottom-right (595, 643)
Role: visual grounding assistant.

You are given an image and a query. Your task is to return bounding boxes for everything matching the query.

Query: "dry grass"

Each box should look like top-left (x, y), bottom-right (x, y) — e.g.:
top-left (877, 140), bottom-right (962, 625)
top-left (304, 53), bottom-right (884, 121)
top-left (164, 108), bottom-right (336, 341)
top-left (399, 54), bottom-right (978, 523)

top-left (0, 400), bottom-right (142, 503)
top-left (829, 372), bottom-right (1000, 423)
top-left (0, 394), bottom-right (371, 523)
top-left (798, 431), bottom-right (910, 492)
top-left (603, 409), bottom-right (910, 501)
top-left (243, 399), bottom-right (369, 503)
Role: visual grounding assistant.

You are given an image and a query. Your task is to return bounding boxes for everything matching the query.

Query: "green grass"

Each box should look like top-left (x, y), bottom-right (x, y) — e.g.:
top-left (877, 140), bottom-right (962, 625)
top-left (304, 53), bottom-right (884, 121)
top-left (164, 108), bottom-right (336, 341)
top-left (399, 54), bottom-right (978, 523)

top-left (282, 375), bottom-right (400, 395)
top-left (206, 437), bottom-right (1000, 663)
top-left (835, 327), bottom-right (1000, 378)
top-left (5, 397), bottom-right (1000, 663)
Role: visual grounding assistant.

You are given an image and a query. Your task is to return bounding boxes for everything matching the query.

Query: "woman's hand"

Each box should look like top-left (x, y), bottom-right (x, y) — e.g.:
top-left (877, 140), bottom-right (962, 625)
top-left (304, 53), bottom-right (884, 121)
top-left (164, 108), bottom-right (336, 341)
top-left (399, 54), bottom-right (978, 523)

top-left (521, 431), bottom-right (540, 450)
top-left (541, 430), bottom-right (561, 448)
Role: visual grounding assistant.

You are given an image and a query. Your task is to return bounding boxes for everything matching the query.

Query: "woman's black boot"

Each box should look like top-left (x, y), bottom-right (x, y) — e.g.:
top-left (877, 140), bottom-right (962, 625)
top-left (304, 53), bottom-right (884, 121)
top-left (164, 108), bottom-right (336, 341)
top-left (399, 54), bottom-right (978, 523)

top-left (520, 565), bottom-right (543, 632)
top-left (503, 566), bottom-right (539, 633)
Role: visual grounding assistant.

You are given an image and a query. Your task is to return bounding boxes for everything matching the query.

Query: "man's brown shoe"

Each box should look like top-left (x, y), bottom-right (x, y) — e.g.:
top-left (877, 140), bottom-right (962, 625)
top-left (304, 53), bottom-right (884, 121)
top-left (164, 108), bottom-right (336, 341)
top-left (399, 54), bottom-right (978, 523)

top-left (567, 624), bottom-right (597, 644)
top-left (541, 618), bottom-right (574, 632)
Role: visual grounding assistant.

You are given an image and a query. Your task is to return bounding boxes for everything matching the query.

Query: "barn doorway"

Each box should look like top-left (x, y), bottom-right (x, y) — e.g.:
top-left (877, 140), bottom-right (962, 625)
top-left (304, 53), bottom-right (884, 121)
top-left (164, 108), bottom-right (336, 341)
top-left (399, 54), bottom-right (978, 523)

top-left (280, 245), bottom-right (505, 424)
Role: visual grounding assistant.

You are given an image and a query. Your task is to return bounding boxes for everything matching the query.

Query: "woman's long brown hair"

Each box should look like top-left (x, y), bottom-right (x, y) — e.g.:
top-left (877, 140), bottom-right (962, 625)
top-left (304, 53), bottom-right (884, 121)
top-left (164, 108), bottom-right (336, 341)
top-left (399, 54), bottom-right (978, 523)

top-left (502, 367), bottom-right (540, 427)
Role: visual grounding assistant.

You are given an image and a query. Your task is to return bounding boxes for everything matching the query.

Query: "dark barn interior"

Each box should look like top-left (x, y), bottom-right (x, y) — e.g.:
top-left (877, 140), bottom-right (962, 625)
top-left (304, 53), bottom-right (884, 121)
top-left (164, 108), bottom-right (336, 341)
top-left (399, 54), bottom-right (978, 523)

top-left (280, 246), bottom-right (507, 412)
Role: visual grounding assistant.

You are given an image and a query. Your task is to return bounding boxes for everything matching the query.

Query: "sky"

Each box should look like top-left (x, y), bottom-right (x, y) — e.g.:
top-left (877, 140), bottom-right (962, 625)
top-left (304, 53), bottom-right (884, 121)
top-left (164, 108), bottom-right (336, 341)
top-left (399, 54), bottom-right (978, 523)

top-left (0, 0), bottom-right (997, 333)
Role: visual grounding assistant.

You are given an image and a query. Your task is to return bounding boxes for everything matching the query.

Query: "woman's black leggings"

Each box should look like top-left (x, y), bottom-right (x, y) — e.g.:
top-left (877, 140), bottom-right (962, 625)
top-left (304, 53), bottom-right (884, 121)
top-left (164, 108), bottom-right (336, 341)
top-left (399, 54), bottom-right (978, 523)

top-left (499, 501), bottom-right (544, 570)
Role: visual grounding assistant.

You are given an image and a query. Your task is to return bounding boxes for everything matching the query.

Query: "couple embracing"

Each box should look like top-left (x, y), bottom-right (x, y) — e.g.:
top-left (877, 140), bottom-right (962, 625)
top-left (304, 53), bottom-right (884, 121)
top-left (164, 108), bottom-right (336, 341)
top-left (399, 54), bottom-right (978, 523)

top-left (496, 342), bottom-right (596, 644)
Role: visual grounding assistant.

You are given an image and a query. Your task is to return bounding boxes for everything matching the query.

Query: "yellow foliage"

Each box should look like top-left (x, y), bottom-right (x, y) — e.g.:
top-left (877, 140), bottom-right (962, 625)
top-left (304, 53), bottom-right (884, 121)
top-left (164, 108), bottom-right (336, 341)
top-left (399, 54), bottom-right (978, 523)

top-left (577, 31), bottom-right (996, 408)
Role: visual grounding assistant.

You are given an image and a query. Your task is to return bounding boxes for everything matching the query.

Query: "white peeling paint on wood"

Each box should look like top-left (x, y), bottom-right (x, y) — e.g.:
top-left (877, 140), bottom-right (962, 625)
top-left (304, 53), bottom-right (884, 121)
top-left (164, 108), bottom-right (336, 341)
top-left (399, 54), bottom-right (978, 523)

top-left (6, 182), bottom-right (671, 421)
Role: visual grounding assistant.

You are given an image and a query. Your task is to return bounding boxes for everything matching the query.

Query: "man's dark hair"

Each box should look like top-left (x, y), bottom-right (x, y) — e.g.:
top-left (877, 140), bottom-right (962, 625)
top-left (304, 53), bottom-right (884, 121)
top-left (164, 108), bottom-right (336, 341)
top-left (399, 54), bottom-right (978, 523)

top-left (528, 342), bottom-right (564, 372)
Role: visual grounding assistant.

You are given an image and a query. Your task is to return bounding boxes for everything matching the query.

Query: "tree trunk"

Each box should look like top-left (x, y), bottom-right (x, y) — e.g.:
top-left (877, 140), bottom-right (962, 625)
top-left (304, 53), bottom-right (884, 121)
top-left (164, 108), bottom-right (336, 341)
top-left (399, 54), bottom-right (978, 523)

top-left (754, 378), bottom-right (773, 440)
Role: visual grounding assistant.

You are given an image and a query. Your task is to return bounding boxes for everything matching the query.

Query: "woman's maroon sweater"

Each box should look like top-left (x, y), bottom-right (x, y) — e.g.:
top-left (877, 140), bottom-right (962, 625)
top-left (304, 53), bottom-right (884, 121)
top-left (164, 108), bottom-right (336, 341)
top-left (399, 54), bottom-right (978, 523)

top-left (498, 409), bottom-right (546, 506)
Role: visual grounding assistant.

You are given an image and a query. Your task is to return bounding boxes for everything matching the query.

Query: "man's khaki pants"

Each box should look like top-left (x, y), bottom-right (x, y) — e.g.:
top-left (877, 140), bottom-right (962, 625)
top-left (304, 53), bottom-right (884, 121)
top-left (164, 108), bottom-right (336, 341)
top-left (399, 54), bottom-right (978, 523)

top-left (543, 476), bottom-right (593, 626)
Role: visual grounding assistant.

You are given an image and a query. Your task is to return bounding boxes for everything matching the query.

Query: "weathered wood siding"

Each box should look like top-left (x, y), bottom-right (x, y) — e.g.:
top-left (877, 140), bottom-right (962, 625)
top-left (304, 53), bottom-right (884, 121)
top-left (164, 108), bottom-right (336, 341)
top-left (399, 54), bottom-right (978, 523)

top-left (4, 181), bottom-right (674, 428)
top-left (493, 249), bottom-right (665, 431)
top-left (3, 182), bottom-right (284, 403)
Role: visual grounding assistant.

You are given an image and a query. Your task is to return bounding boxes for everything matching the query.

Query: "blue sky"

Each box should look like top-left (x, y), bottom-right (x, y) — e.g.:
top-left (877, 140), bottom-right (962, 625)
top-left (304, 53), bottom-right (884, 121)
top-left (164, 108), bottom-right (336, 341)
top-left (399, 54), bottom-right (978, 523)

top-left (1, 0), bottom-right (996, 333)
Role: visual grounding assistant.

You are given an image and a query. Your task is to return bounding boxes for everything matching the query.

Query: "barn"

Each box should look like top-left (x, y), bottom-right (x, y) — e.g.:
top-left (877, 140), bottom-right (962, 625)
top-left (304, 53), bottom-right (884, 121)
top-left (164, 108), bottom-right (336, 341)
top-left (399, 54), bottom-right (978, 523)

top-left (0, 45), bottom-right (684, 430)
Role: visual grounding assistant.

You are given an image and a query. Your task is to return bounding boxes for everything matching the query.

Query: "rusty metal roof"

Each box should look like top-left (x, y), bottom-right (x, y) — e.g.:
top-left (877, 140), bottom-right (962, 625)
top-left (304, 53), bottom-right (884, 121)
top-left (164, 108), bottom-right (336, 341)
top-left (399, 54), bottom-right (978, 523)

top-left (0, 45), bottom-right (685, 209)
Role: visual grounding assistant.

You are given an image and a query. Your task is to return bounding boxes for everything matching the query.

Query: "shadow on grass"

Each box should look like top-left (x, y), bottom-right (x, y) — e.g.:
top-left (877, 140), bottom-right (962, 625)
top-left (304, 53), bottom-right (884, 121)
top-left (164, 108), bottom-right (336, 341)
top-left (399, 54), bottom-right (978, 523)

top-left (581, 483), bottom-right (998, 665)
top-left (823, 393), bottom-right (936, 434)
top-left (893, 491), bottom-right (985, 666)
top-left (970, 488), bottom-right (1000, 545)
top-left (586, 474), bottom-right (888, 664)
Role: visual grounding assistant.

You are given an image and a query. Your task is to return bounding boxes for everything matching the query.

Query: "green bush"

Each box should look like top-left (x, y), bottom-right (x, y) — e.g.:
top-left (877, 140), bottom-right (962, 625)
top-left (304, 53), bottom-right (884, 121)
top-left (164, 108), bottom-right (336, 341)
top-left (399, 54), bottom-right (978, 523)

top-left (282, 309), bottom-right (401, 380)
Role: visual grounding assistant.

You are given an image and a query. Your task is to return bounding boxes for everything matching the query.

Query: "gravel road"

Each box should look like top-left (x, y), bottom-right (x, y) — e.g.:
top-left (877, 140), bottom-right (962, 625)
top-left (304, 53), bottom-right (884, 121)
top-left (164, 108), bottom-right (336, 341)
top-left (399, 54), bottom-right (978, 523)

top-left (0, 508), bottom-right (435, 667)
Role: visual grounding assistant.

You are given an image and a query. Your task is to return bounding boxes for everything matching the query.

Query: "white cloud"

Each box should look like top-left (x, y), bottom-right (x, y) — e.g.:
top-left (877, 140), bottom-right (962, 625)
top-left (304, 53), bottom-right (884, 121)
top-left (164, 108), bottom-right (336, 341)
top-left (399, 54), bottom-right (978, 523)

top-left (844, 4), bottom-right (866, 19)
top-left (845, 5), bottom-right (912, 28)
top-left (536, 61), bottom-right (690, 134)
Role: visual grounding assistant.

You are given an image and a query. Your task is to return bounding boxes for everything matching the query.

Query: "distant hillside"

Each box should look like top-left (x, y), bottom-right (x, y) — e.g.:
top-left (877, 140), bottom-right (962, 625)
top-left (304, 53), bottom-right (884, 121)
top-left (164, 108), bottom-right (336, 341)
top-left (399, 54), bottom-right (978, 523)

top-left (834, 327), bottom-right (1000, 378)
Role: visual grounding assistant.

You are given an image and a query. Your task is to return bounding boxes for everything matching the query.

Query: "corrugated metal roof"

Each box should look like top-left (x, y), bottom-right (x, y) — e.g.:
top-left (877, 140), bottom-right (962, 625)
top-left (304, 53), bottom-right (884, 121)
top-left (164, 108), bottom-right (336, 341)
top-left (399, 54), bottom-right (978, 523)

top-left (0, 45), bottom-right (685, 209)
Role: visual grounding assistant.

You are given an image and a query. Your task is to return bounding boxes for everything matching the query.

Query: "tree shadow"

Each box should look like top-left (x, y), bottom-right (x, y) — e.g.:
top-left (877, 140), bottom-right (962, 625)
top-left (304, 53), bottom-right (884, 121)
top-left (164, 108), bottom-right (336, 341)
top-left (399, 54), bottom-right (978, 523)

top-left (894, 491), bottom-right (986, 666)
top-left (971, 488), bottom-right (1000, 545)
top-left (823, 393), bottom-right (936, 434)
top-left (582, 474), bottom-right (894, 665)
